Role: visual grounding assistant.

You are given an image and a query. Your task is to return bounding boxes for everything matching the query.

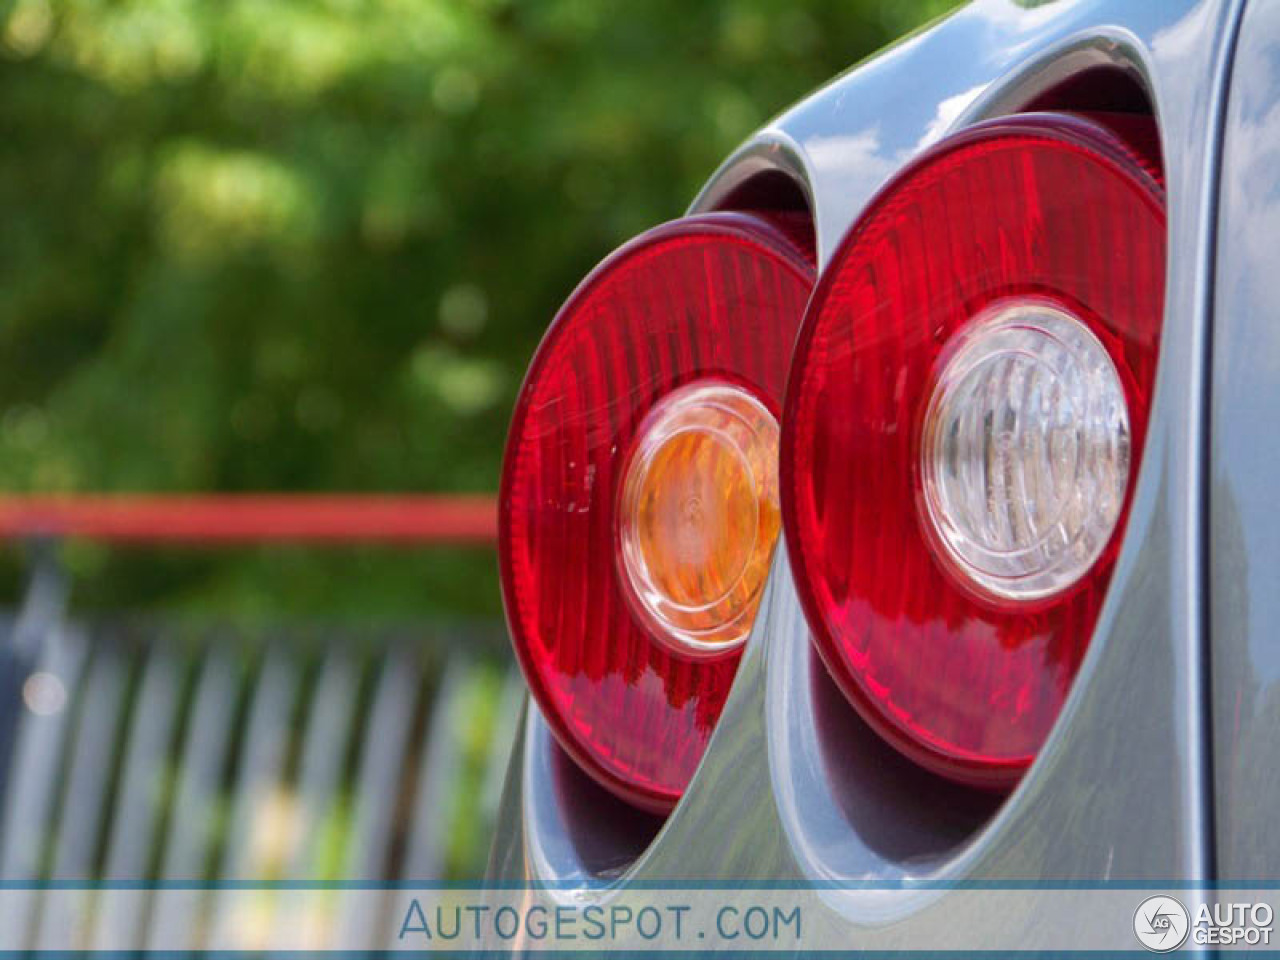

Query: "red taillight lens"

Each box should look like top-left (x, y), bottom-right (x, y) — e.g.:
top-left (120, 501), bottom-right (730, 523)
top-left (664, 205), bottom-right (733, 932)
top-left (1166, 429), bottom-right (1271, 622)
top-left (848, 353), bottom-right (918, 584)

top-left (781, 114), bottom-right (1165, 788)
top-left (501, 213), bottom-right (814, 812)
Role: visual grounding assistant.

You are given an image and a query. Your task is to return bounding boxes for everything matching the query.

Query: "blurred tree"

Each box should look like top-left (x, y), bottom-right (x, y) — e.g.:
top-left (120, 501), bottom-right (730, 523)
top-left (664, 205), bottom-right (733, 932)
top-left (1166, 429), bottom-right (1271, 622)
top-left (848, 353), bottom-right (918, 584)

top-left (0, 0), bottom-right (955, 618)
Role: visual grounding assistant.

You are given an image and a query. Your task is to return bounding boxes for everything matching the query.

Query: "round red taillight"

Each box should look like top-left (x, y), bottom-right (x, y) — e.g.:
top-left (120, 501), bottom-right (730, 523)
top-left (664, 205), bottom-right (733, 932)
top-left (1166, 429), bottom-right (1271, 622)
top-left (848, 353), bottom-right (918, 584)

top-left (780, 114), bottom-right (1165, 788)
top-left (501, 213), bottom-right (814, 812)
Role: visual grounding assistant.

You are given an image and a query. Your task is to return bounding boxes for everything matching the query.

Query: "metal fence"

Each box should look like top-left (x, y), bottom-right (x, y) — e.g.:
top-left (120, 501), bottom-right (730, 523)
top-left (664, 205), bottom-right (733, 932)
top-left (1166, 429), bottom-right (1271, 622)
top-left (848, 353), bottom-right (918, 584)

top-left (0, 497), bottom-right (519, 952)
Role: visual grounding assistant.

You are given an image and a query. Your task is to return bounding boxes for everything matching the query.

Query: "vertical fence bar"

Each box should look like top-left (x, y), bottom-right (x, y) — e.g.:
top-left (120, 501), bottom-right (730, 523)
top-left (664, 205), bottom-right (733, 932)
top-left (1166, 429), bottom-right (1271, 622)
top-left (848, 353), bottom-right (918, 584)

top-left (332, 646), bottom-right (421, 951)
top-left (0, 622), bottom-right (87, 952)
top-left (0, 542), bottom-right (69, 806)
top-left (35, 637), bottom-right (130, 950)
top-left (400, 655), bottom-right (472, 884)
top-left (206, 649), bottom-right (300, 951)
top-left (268, 646), bottom-right (359, 954)
top-left (89, 643), bottom-right (183, 951)
top-left (144, 646), bottom-right (239, 953)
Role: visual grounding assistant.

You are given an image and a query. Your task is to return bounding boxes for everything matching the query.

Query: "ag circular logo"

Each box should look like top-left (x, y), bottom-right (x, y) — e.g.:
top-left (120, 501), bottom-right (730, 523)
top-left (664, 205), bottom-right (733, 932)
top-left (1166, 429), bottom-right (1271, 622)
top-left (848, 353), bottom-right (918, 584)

top-left (1134, 895), bottom-right (1190, 952)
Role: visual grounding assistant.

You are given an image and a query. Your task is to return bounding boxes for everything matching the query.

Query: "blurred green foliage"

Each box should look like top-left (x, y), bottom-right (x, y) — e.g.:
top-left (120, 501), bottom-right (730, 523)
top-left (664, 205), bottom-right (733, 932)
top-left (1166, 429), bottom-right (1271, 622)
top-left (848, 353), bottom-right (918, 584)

top-left (0, 0), bottom-right (954, 618)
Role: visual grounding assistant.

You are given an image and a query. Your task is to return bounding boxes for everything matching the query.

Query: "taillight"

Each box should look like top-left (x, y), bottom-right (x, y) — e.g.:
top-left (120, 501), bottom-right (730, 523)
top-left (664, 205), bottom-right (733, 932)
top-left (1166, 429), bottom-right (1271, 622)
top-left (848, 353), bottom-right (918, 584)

top-left (780, 113), bottom-right (1165, 788)
top-left (501, 213), bottom-right (814, 812)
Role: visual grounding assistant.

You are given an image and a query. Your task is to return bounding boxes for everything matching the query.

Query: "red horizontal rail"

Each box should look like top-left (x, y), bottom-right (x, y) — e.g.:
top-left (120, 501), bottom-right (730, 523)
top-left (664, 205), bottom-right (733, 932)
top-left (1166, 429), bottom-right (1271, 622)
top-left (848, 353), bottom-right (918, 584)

top-left (0, 495), bottom-right (498, 545)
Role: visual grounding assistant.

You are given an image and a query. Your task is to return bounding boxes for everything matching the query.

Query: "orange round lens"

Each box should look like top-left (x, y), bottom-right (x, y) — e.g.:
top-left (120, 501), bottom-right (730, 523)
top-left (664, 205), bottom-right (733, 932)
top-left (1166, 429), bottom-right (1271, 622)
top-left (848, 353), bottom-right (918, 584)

top-left (618, 381), bottom-right (781, 656)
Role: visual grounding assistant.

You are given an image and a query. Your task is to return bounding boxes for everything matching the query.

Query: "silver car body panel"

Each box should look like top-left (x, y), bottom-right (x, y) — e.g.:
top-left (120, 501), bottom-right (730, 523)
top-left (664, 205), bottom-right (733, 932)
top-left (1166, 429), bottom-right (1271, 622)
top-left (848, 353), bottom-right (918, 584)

top-left (1209, 0), bottom-right (1280, 883)
top-left (489, 0), bottom-right (1250, 927)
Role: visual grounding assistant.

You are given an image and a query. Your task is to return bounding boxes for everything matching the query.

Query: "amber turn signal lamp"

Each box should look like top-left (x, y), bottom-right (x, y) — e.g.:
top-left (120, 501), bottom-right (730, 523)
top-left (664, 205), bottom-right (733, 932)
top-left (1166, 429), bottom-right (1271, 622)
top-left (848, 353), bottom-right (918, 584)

top-left (618, 381), bottom-right (781, 657)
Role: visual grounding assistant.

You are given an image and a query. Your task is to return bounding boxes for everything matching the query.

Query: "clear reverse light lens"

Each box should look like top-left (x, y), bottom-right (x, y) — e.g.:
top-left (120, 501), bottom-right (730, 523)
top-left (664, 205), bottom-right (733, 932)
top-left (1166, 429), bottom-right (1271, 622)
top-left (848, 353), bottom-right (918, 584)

top-left (919, 300), bottom-right (1131, 603)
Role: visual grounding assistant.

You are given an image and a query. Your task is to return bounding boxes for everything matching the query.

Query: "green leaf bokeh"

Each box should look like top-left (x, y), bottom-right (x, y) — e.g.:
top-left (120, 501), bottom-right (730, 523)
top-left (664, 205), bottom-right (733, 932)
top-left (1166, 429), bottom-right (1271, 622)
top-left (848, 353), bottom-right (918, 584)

top-left (0, 0), bottom-right (954, 618)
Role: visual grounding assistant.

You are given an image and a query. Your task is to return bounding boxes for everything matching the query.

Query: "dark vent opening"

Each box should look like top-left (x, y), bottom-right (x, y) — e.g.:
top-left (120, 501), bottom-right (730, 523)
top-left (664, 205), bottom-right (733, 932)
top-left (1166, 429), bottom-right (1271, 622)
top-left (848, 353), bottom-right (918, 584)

top-left (715, 170), bottom-right (816, 264)
top-left (1022, 66), bottom-right (1162, 177)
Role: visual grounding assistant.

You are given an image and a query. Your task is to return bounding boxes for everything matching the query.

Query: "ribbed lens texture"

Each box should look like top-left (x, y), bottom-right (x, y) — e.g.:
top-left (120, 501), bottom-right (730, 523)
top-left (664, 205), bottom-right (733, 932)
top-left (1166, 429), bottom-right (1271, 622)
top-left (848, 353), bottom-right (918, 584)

top-left (781, 115), bottom-right (1165, 787)
top-left (501, 214), bottom-right (813, 812)
top-left (921, 302), bottom-right (1131, 601)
